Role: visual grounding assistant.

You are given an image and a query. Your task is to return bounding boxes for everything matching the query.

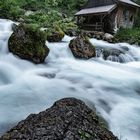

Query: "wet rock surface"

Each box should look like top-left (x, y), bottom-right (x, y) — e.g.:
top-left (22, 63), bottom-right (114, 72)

top-left (69, 35), bottom-right (96, 59)
top-left (0, 98), bottom-right (118, 140)
top-left (9, 24), bottom-right (49, 64)
top-left (96, 48), bottom-right (124, 59)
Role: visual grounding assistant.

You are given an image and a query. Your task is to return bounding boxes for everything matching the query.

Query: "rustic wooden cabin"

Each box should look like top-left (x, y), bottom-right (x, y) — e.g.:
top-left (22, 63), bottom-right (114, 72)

top-left (75, 0), bottom-right (140, 33)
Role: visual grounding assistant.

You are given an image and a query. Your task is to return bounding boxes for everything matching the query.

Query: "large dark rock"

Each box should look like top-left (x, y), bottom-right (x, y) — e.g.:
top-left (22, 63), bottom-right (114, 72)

top-left (9, 24), bottom-right (49, 64)
top-left (0, 98), bottom-right (118, 140)
top-left (69, 35), bottom-right (96, 59)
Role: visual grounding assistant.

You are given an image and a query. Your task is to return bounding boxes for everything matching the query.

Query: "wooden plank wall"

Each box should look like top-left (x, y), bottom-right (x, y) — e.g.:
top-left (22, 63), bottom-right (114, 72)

top-left (115, 5), bottom-right (137, 29)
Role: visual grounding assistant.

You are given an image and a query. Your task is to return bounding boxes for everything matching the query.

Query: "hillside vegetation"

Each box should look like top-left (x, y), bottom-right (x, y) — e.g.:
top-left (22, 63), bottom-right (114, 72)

top-left (1, 0), bottom-right (140, 44)
top-left (0, 0), bottom-right (86, 33)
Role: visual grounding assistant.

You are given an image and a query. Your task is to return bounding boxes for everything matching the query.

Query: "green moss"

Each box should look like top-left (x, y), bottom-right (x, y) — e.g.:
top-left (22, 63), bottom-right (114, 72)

top-left (82, 35), bottom-right (96, 49)
top-left (78, 129), bottom-right (92, 139)
top-left (0, 0), bottom-right (87, 36)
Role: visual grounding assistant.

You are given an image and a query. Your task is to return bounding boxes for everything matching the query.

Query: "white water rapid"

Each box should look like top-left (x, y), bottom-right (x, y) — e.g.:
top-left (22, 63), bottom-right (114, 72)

top-left (0, 19), bottom-right (140, 140)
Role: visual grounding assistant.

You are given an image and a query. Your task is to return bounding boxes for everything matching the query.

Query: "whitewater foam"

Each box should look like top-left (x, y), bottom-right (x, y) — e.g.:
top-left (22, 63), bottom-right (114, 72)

top-left (0, 19), bottom-right (140, 140)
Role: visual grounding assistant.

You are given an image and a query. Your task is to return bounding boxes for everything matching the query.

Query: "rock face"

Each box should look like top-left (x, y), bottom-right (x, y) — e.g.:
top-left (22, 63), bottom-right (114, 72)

top-left (9, 24), bottom-right (49, 64)
top-left (0, 98), bottom-right (118, 140)
top-left (69, 35), bottom-right (96, 59)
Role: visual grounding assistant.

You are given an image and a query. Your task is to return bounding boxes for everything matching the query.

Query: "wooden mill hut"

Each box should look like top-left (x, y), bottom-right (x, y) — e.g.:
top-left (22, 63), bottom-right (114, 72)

top-left (75, 0), bottom-right (140, 33)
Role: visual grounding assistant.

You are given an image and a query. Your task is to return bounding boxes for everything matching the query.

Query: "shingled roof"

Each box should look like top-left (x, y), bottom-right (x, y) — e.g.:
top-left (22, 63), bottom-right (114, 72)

top-left (119, 0), bottom-right (140, 7)
top-left (75, 0), bottom-right (140, 16)
top-left (75, 4), bottom-right (117, 16)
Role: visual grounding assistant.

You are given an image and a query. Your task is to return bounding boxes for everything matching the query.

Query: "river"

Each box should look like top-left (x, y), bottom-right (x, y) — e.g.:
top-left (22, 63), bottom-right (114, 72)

top-left (0, 19), bottom-right (140, 140)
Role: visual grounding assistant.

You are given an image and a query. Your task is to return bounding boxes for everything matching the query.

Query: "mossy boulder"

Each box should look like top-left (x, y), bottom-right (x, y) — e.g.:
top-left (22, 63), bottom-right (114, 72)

top-left (46, 26), bottom-right (65, 42)
top-left (69, 35), bottom-right (96, 59)
top-left (8, 24), bottom-right (49, 64)
top-left (0, 98), bottom-right (118, 140)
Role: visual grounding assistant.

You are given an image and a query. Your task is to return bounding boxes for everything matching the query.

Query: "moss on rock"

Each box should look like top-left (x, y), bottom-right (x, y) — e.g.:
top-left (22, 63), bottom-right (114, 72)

top-left (8, 23), bottom-right (49, 64)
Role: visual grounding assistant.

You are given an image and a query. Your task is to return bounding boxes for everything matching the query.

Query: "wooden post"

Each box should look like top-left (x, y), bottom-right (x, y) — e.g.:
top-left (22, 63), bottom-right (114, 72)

top-left (100, 14), bottom-right (107, 31)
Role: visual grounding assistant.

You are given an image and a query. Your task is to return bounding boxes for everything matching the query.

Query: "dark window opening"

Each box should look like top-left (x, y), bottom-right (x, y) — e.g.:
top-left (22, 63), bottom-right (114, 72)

top-left (130, 15), bottom-right (134, 22)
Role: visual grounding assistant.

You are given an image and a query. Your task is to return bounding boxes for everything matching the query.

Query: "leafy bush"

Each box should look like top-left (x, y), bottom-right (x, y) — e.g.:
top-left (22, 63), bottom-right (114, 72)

top-left (0, 0), bottom-right (24, 20)
top-left (0, 0), bottom-right (87, 38)
top-left (53, 18), bottom-right (78, 33)
top-left (115, 28), bottom-right (140, 45)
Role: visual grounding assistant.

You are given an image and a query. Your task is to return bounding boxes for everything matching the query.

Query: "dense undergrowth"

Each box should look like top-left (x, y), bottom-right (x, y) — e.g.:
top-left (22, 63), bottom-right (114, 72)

top-left (115, 28), bottom-right (140, 45)
top-left (0, 0), bottom-right (86, 34)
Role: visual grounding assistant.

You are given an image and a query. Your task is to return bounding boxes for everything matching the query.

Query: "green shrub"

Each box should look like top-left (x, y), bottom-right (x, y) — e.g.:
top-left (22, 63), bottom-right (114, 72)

top-left (0, 0), bottom-right (24, 20)
top-left (115, 28), bottom-right (140, 45)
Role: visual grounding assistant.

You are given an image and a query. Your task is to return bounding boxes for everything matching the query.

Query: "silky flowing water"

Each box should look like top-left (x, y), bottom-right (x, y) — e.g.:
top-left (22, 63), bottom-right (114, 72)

top-left (0, 19), bottom-right (140, 140)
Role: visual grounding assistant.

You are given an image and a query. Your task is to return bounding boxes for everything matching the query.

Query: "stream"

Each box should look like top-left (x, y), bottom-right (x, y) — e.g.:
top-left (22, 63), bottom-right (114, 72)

top-left (0, 19), bottom-right (140, 140)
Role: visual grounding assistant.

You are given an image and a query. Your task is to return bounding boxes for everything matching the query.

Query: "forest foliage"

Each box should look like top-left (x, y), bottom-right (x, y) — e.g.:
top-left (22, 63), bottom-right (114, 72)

top-left (0, 0), bottom-right (87, 35)
top-left (1, 0), bottom-right (140, 38)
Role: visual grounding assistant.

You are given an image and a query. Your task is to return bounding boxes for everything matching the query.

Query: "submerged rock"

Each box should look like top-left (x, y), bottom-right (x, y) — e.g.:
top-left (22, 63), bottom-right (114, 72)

top-left (8, 24), bottom-right (49, 64)
top-left (69, 35), bottom-right (96, 59)
top-left (96, 47), bottom-right (126, 62)
top-left (0, 98), bottom-right (118, 140)
top-left (102, 48), bottom-right (124, 60)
